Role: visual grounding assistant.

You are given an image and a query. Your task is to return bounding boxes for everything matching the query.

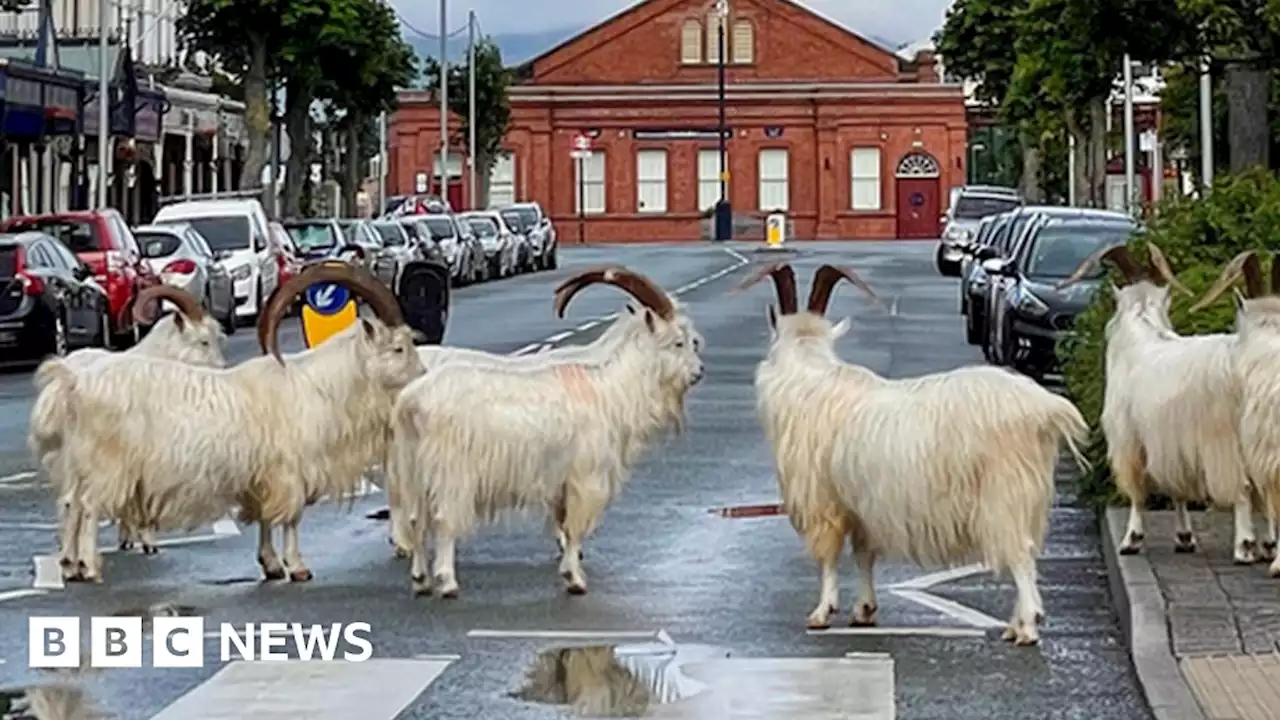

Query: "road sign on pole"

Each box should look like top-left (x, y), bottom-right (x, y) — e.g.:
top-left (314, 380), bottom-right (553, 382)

top-left (300, 280), bottom-right (357, 348)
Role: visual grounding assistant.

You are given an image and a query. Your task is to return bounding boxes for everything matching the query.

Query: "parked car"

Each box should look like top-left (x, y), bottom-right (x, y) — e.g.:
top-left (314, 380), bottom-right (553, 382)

top-left (982, 217), bottom-right (1140, 377)
top-left (133, 223), bottom-right (237, 333)
top-left (336, 219), bottom-right (395, 287)
top-left (0, 231), bottom-right (110, 362)
top-left (1, 208), bottom-right (160, 347)
top-left (151, 199), bottom-right (278, 324)
top-left (372, 220), bottom-right (437, 291)
top-left (267, 221), bottom-right (303, 288)
top-left (500, 202), bottom-right (557, 270)
top-left (459, 211), bottom-right (518, 278)
top-left (948, 185), bottom-right (1021, 214)
top-left (281, 218), bottom-right (345, 262)
top-left (418, 214), bottom-right (483, 284)
top-left (937, 188), bottom-right (1024, 276)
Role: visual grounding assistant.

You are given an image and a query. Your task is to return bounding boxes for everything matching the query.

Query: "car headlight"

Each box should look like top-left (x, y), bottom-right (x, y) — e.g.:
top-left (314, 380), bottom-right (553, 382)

top-left (231, 265), bottom-right (251, 281)
top-left (1012, 286), bottom-right (1050, 318)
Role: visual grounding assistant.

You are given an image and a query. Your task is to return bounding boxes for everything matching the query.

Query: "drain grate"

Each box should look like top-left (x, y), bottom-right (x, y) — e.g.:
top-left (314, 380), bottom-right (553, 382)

top-left (709, 503), bottom-right (784, 518)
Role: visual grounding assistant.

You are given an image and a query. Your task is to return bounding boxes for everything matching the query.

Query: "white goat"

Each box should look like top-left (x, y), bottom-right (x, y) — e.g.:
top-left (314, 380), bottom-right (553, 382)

top-left (49, 262), bottom-right (423, 582)
top-left (1057, 244), bottom-right (1266, 564)
top-left (28, 285), bottom-right (227, 559)
top-left (1187, 250), bottom-right (1280, 573)
top-left (745, 263), bottom-right (1088, 645)
top-left (390, 267), bottom-right (703, 597)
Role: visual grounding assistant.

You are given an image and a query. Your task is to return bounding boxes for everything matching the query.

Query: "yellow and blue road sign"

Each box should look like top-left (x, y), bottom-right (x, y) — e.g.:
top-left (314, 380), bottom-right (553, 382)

top-left (300, 281), bottom-right (358, 348)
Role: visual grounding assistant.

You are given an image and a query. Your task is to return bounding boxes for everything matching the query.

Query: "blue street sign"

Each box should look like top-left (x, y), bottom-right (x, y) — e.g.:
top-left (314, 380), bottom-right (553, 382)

top-left (304, 282), bottom-right (351, 316)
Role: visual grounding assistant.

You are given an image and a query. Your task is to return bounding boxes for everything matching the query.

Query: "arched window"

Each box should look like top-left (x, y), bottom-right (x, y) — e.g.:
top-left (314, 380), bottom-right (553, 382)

top-left (680, 19), bottom-right (703, 64)
top-left (705, 12), bottom-right (726, 62)
top-left (895, 152), bottom-right (941, 178)
top-left (731, 19), bottom-right (754, 64)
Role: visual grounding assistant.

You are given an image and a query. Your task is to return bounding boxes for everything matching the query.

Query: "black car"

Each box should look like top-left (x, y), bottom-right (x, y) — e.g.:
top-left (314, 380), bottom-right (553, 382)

top-left (963, 206), bottom-right (1133, 347)
top-left (982, 217), bottom-right (1139, 377)
top-left (0, 231), bottom-right (109, 362)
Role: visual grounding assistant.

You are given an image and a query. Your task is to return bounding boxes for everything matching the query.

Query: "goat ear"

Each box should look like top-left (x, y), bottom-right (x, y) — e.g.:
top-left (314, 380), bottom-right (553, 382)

top-left (1233, 287), bottom-right (1247, 310)
top-left (360, 318), bottom-right (376, 339)
top-left (643, 308), bottom-right (657, 333)
top-left (172, 312), bottom-right (186, 331)
top-left (831, 317), bottom-right (851, 338)
top-left (766, 304), bottom-right (778, 331)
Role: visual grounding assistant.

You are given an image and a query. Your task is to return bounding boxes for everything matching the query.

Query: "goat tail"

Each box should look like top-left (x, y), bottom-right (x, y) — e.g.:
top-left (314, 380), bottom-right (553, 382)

top-left (1044, 393), bottom-right (1091, 472)
top-left (28, 358), bottom-right (77, 463)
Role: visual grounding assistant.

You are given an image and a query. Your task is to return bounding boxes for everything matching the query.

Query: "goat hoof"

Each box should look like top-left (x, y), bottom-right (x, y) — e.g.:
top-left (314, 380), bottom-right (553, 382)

top-left (58, 556), bottom-right (73, 568)
top-left (806, 616), bottom-right (831, 630)
top-left (440, 588), bottom-right (459, 599)
top-left (566, 584), bottom-right (587, 596)
top-left (1174, 543), bottom-right (1196, 554)
top-left (261, 567), bottom-right (286, 581)
top-left (411, 575), bottom-right (431, 596)
top-left (288, 569), bottom-right (313, 582)
top-left (1002, 626), bottom-right (1017, 642)
top-left (850, 604), bottom-right (878, 627)
top-left (1234, 540), bottom-right (1259, 565)
top-left (393, 546), bottom-right (410, 559)
top-left (1261, 541), bottom-right (1277, 561)
top-left (1118, 544), bottom-right (1141, 556)
top-left (118, 540), bottom-right (134, 551)
top-left (1014, 634), bottom-right (1040, 647)
top-left (1269, 563), bottom-right (1280, 578)
top-left (142, 545), bottom-right (159, 556)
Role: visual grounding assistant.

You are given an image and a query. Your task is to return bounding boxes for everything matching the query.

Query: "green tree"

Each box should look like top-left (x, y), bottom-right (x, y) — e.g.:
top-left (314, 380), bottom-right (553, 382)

top-left (179, 0), bottom-right (329, 193)
top-left (420, 39), bottom-right (513, 207)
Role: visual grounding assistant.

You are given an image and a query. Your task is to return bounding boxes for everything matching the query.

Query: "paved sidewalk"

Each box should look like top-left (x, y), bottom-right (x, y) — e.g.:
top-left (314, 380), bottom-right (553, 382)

top-left (1103, 508), bottom-right (1280, 720)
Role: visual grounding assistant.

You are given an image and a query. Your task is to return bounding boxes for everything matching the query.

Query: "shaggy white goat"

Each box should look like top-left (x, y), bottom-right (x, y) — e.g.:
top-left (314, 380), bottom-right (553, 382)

top-left (1057, 244), bottom-right (1265, 564)
top-left (28, 285), bottom-right (227, 560)
top-left (744, 263), bottom-right (1088, 645)
top-left (49, 262), bottom-right (423, 583)
top-left (1188, 250), bottom-right (1280, 573)
top-left (389, 267), bottom-right (703, 598)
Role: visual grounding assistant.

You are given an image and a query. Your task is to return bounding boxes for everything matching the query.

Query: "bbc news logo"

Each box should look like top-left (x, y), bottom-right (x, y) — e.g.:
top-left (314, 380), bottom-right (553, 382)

top-left (29, 617), bottom-right (373, 668)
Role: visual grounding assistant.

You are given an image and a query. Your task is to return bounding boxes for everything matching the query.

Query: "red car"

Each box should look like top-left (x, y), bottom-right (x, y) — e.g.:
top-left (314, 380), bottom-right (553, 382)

top-left (1, 209), bottom-right (161, 347)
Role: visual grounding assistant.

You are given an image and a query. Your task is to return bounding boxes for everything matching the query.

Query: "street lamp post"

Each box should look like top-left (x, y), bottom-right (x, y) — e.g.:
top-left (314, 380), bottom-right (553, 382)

top-left (1122, 54), bottom-right (1136, 215)
top-left (713, 0), bottom-right (731, 242)
top-left (96, 0), bottom-right (111, 208)
top-left (438, 0), bottom-right (449, 206)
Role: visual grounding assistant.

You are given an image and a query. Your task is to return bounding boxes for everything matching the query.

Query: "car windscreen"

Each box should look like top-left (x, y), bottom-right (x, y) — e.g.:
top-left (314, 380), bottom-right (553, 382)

top-left (466, 217), bottom-right (498, 238)
top-left (373, 223), bottom-right (405, 246)
top-left (422, 217), bottom-right (455, 239)
top-left (954, 196), bottom-right (1022, 220)
top-left (499, 209), bottom-right (530, 232)
top-left (285, 223), bottom-right (338, 251)
top-left (1024, 225), bottom-right (1135, 279)
top-left (339, 223), bottom-right (362, 243)
top-left (135, 231), bottom-right (183, 258)
top-left (8, 218), bottom-right (100, 253)
top-left (177, 216), bottom-right (251, 252)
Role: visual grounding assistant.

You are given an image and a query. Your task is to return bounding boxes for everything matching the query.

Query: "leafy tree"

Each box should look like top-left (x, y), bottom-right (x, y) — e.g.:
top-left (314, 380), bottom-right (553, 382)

top-left (420, 39), bottom-right (512, 207)
top-left (179, 0), bottom-right (329, 193)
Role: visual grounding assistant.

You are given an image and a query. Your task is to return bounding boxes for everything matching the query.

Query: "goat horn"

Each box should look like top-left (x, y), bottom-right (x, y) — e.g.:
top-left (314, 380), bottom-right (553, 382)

top-left (552, 266), bottom-right (626, 318)
top-left (258, 260), bottom-right (403, 364)
top-left (807, 265), bottom-right (880, 315)
top-left (1144, 243), bottom-right (1192, 297)
top-left (1055, 244), bottom-right (1143, 289)
top-left (1188, 250), bottom-right (1264, 313)
top-left (734, 263), bottom-right (798, 315)
top-left (555, 266), bottom-right (675, 321)
top-left (133, 284), bottom-right (204, 325)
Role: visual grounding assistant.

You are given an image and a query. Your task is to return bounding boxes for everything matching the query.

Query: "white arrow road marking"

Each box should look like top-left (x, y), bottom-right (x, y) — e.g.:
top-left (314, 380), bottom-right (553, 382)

top-left (885, 563), bottom-right (988, 591)
top-left (0, 588), bottom-right (48, 603)
top-left (148, 658), bottom-right (455, 720)
top-left (809, 626), bottom-right (987, 638)
top-left (467, 629), bottom-right (664, 641)
top-left (0, 470), bottom-right (38, 485)
top-left (890, 589), bottom-right (1006, 629)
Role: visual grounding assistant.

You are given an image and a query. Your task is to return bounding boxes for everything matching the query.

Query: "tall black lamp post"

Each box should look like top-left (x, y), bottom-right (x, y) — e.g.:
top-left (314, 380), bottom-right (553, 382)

top-left (713, 0), bottom-right (732, 242)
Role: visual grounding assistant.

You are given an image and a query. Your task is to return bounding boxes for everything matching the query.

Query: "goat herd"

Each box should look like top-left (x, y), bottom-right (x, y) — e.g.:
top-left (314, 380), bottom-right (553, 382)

top-left (22, 242), bottom-right (1280, 650)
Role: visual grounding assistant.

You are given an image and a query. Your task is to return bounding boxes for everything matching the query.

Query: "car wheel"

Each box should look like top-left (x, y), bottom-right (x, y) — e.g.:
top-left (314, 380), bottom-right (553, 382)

top-left (220, 298), bottom-right (237, 335)
top-left (548, 251), bottom-right (558, 270)
top-left (51, 310), bottom-right (69, 357)
top-left (965, 307), bottom-right (983, 345)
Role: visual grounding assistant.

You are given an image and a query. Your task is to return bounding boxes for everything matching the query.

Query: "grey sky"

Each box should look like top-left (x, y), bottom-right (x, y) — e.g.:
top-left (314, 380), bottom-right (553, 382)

top-left (394, 0), bottom-right (954, 47)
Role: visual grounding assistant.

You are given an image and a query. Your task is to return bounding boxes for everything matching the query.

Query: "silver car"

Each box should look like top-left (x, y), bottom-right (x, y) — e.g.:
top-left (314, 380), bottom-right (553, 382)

top-left (937, 188), bottom-right (1023, 277)
top-left (134, 223), bottom-right (237, 332)
top-left (458, 211), bottom-right (518, 278)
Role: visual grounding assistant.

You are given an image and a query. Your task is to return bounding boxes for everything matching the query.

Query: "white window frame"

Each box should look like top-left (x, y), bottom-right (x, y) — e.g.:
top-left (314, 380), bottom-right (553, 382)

top-left (758, 149), bottom-right (789, 212)
top-left (636, 149), bottom-right (668, 213)
top-left (697, 149), bottom-right (722, 212)
top-left (680, 19), bottom-right (703, 64)
top-left (731, 20), bottom-right (754, 64)
top-left (850, 148), bottom-right (882, 211)
top-left (575, 152), bottom-right (606, 215)
top-left (488, 152), bottom-right (515, 207)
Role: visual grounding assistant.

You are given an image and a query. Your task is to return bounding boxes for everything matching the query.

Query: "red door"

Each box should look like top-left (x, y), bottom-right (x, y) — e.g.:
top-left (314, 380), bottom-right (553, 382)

top-left (896, 178), bottom-right (941, 239)
top-left (430, 179), bottom-right (465, 211)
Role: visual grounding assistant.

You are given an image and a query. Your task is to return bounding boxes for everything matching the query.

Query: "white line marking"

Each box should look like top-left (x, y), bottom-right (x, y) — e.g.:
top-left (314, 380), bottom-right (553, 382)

top-left (889, 295), bottom-right (900, 316)
top-left (843, 651), bottom-right (893, 659)
top-left (0, 588), bottom-right (48, 602)
top-left (0, 470), bottom-right (38, 484)
top-left (655, 629), bottom-right (676, 647)
top-left (467, 629), bottom-right (661, 640)
top-left (0, 519), bottom-right (109, 531)
top-left (723, 247), bottom-right (751, 263)
top-left (414, 653), bottom-right (463, 661)
top-left (512, 343), bottom-right (540, 355)
top-left (812, 626), bottom-right (988, 638)
top-left (886, 563), bottom-right (988, 591)
top-left (575, 321), bottom-right (598, 331)
top-left (890, 588), bottom-right (1006, 629)
top-left (32, 555), bottom-right (63, 589)
top-left (211, 516), bottom-right (241, 536)
top-left (148, 658), bottom-right (455, 719)
top-left (545, 331), bottom-right (571, 343)
top-left (102, 533), bottom-right (231, 554)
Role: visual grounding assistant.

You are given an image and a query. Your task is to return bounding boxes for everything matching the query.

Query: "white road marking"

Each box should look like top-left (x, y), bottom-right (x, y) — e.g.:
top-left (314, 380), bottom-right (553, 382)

top-left (413, 653), bottom-right (463, 661)
top-left (148, 658), bottom-right (454, 719)
top-left (574, 321), bottom-right (598, 331)
top-left (467, 629), bottom-right (663, 640)
top-left (512, 343), bottom-right (541, 356)
top-left (0, 470), bottom-right (38, 484)
top-left (651, 657), bottom-right (894, 718)
top-left (211, 516), bottom-right (241, 536)
top-left (723, 247), bottom-right (751, 263)
top-left (545, 331), bottom-right (572, 343)
top-left (0, 588), bottom-right (48, 602)
top-left (889, 295), bottom-right (900, 316)
top-left (0, 519), bottom-right (110, 531)
top-left (890, 588), bottom-right (1006, 629)
top-left (32, 555), bottom-right (63, 589)
top-left (885, 563), bottom-right (988, 591)
top-left (810, 626), bottom-right (988, 638)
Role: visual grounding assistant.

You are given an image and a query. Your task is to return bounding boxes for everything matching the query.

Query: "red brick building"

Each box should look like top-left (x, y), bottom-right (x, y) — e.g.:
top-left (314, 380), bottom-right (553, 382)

top-left (389, 0), bottom-right (967, 242)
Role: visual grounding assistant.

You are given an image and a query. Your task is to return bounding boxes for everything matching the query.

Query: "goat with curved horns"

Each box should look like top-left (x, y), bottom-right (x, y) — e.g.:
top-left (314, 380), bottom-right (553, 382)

top-left (1187, 249), bottom-right (1280, 572)
top-left (1059, 243), bottom-right (1265, 565)
top-left (745, 262), bottom-right (1087, 644)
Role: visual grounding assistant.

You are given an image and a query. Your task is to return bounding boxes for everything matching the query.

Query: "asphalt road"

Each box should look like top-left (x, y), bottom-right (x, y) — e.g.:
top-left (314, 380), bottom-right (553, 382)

top-left (0, 241), bottom-right (1152, 719)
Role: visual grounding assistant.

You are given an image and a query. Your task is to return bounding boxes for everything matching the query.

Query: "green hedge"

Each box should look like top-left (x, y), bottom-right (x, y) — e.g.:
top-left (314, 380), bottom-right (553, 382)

top-left (1058, 169), bottom-right (1280, 507)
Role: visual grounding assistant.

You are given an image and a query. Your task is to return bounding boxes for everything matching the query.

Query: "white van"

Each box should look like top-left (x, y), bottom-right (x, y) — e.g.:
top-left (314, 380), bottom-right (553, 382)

top-left (151, 199), bottom-right (279, 321)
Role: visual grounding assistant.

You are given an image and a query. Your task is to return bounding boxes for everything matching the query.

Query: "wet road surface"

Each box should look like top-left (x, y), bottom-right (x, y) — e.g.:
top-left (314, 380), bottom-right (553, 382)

top-left (0, 241), bottom-right (1151, 719)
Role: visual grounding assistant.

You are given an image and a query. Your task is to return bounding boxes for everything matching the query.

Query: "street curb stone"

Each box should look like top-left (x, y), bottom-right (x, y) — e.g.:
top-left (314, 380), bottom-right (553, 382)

top-left (1102, 506), bottom-right (1207, 720)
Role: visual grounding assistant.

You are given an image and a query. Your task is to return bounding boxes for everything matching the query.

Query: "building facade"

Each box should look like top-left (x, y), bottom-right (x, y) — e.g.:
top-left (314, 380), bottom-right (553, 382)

top-left (390, 0), bottom-right (967, 242)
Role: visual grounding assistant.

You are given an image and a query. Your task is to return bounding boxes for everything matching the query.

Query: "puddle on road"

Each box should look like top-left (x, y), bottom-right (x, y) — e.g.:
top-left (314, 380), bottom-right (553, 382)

top-left (0, 682), bottom-right (98, 720)
top-left (511, 643), bottom-right (726, 717)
